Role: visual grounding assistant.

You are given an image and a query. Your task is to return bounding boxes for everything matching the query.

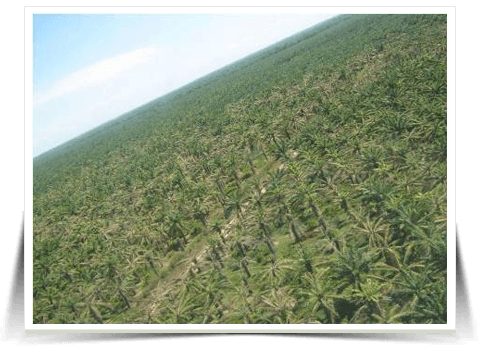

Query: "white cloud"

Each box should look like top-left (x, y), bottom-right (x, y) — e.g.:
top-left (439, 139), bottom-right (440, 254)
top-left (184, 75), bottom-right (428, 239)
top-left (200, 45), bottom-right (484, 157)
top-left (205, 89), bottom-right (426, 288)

top-left (34, 44), bottom-right (160, 106)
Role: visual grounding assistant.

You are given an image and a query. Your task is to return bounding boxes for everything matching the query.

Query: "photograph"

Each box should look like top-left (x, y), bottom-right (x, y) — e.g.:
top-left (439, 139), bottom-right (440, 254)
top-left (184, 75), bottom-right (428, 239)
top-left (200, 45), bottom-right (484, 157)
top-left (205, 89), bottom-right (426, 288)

top-left (27, 7), bottom-right (453, 332)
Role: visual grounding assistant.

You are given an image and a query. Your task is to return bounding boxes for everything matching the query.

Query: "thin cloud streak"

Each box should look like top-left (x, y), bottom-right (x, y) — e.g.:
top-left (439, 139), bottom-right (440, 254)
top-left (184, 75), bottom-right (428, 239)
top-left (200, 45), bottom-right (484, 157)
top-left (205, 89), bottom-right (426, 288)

top-left (34, 44), bottom-right (160, 106)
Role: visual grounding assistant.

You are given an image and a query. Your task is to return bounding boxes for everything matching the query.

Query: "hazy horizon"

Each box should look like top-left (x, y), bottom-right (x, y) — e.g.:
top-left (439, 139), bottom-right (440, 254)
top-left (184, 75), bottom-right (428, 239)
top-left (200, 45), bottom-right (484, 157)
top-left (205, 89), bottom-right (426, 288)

top-left (33, 13), bottom-right (338, 158)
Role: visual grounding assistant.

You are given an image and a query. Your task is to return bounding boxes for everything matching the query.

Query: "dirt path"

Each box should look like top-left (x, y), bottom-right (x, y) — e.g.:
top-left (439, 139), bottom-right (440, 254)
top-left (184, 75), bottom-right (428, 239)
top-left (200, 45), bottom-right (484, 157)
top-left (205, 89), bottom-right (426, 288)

top-left (124, 157), bottom-right (286, 323)
top-left (129, 177), bottom-right (268, 321)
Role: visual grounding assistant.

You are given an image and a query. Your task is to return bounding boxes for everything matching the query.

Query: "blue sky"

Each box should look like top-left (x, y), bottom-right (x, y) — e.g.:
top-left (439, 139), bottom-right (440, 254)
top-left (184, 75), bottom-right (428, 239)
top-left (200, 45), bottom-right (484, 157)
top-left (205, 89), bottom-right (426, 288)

top-left (33, 13), bottom-right (337, 157)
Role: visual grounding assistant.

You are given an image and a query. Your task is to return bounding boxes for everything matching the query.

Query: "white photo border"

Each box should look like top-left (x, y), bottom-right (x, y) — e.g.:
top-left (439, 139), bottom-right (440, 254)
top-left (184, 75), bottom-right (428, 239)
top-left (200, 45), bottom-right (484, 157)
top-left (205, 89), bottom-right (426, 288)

top-left (25, 5), bottom-right (456, 333)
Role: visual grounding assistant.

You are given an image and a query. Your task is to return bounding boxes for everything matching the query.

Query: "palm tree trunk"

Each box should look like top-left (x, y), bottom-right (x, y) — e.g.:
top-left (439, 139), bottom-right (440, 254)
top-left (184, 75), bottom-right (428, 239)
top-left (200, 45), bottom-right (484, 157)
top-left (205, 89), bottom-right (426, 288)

top-left (289, 220), bottom-right (301, 243)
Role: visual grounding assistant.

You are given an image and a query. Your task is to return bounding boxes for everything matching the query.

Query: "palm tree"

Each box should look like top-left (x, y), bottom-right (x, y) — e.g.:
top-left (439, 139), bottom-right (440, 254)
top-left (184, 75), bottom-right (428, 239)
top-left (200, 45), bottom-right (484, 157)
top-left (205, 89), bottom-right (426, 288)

top-left (255, 258), bottom-right (294, 288)
top-left (243, 150), bottom-right (257, 176)
top-left (235, 305), bottom-right (253, 324)
top-left (225, 151), bottom-right (243, 190)
top-left (206, 237), bottom-right (226, 274)
top-left (299, 269), bottom-right (339, 323)
top-left (297, 243), bottom-right (315, 274)
top-left (210, 217), bottom-right (226, 244)
top-left (286, 213), bottom-right (302, 243)
top-left (165, 288), bottom-right (198, 323)
top-left (390, 264), bottom-right (434, 306)
top-left (261, 286), bottom-right (297, 324)
top-left (191, 270), bottom-right (228, 312)
top-left (193, 203), bottom-right (209, 227)
top-left (371, 303), bottom-right (414, 324)
top-left (225, 188), bottom-right (246, 222)
top-left (247, 176), bottom-right (265, 208)
top-left (322, 166), bottom-right (342, 192)
top-left (252, 117), bottom-right (272, 161)
top-left (356, 216), bottom-right (388, 248)
top-left (411, 276), bottom-right (447, 324)
top-left (167, 211), bottom-right (187, 246)
top-left (330, 244), bottom-right (375, 290)
top-left (241, 255), bottom-right (253, 279)
top-left (360, 146), bottom-right (384, 173)
top-left (213, 178), bottom-right (228, 210)
top-left (75, 285), bottom-right (114, 324)
top-left (348, 277), bottom-right (392, 323)
top-left (290, 181), bottom-right (331, 238)
top-left (375, 232), bottom-right (401, 269)
top-left (249, 207), bottom-right (277, 256)
top-left (226, 279), bottom-right (255, 324)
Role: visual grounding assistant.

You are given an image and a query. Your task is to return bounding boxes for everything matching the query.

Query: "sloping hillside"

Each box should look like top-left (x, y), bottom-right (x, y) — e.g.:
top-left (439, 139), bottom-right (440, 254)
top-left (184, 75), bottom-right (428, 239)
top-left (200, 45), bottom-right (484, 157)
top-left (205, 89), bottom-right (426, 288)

top-left (33, 14), bottom-right (447, 324)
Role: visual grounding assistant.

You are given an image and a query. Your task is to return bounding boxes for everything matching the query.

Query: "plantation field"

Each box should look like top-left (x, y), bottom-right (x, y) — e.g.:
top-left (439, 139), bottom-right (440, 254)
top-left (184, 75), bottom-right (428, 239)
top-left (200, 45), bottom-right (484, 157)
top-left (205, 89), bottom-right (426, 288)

top-left (33, 14), bottom-right (448, 324)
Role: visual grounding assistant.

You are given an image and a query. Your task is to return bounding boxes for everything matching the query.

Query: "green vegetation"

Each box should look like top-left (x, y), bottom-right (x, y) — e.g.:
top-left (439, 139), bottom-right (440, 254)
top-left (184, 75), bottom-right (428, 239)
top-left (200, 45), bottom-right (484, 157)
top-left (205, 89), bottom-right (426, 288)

top-left (33, 14), bottom-right (447, 325)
